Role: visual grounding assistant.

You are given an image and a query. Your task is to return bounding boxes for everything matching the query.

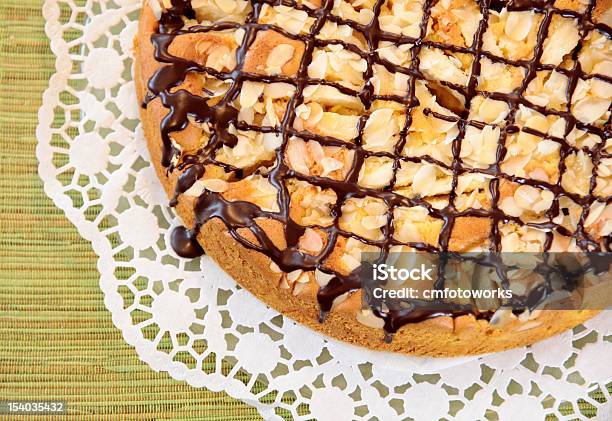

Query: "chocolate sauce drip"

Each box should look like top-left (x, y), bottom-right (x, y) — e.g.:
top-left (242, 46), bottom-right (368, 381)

top-left (170, 163), bottom-right (204, 206)
top-left (171, 225), bottom-right (205, 258)
top-left (145, 0), bottom-right (611, 339)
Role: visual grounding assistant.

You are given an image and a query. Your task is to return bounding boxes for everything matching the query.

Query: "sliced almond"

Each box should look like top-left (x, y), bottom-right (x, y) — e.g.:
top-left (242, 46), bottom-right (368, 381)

top-left (239, 81), bottom-right (264, 108)
top-left (266, 44), bottom-right (295, 75)
top-left (505, 11), bottom-right (533, 42)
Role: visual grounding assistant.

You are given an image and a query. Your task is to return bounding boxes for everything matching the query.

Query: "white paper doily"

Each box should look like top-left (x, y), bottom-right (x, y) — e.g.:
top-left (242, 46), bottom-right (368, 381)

top-left (36, 1), bottom-right (612, 419)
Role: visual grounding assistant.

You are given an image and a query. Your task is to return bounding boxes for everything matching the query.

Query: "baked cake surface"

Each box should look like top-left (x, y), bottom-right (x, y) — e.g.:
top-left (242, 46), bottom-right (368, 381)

top-left (135, 0), bottom-right (611, 356)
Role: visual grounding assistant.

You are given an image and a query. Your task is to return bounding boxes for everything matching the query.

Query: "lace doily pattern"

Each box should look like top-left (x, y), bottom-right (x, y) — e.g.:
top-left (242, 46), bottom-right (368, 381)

top-left (37, 1), bottom-right (611, 419)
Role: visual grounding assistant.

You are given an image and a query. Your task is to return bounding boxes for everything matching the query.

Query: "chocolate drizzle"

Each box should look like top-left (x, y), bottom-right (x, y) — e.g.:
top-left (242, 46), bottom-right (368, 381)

top-left (171, 225), bottom-right (205, 258)
top-left (144, 0), bottom-right (611, 339)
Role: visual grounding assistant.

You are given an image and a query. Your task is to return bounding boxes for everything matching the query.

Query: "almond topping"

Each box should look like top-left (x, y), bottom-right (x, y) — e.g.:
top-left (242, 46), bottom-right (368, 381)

top-left (266, 44), bottom-right (295, 75)
top-left (505, 11), bottom-right (533, 42)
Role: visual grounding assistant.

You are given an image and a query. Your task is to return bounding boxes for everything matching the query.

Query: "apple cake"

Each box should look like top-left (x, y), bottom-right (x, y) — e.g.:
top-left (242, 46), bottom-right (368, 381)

top-left (134, 0), bottom-right (611, 356)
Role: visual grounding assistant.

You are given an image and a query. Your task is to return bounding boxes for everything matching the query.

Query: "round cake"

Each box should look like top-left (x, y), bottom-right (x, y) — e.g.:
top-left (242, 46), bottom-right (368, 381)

top-left (134, 0), bottom-right (611, 356)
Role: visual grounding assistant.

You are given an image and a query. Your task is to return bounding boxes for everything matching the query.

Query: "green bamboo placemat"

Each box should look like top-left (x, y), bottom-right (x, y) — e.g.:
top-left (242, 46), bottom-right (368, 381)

top-left (0, 1), bottom-right (262, 419)
top-left (0, 1), bottom-right (608, 420)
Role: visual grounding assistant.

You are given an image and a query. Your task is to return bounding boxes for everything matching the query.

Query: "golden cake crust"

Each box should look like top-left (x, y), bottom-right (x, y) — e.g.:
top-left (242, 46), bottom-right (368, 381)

top-left (134, 1), bottom-right (603, 356)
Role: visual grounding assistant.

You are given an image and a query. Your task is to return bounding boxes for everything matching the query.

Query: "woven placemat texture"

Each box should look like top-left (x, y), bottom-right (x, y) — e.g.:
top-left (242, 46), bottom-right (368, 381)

top-left (0, 1), bottom-right (608, 420)
top-left (0, 1), bottom-right (262, 419)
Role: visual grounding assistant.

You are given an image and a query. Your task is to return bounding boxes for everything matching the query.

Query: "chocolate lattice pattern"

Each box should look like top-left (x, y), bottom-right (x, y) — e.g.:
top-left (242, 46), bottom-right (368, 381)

top-left (144, 0), bottom-right (611, 334)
